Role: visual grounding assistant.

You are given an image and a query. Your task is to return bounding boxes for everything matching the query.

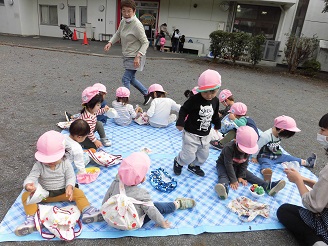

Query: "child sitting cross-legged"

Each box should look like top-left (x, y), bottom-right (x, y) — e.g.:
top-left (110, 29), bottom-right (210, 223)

top-left (102, 152), bottom-right (196, 229)
top-left (215, 126), bottom-right (286, 200)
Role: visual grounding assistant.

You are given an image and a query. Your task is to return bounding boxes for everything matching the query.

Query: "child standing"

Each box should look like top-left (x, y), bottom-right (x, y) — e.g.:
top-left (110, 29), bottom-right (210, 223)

top-left (93, 83), bottom-right (109, 124)
top-left (251, 115), bottom-right (317, 183)
top-left (102, 152), bottom-right (196, 229)
top-left (218, 89), bottom-right (234, 119)
top-left (179, 35), bottom-right (185, 53)
top-left (146, 84), bottom-right (181, 128)
top-left (78, 86), bottom-right (111, 149)
top-left (65, 119), bottom-right (91, 174)
top-left (14, 131), bottom-right (103, 236)
top-left (159, 35), bottom-right (166, 52)
top-left (215, 126), bottom-right (286, 200)
top-left (174, 69), bottom-right (221, 177)
top-left (112, 87), bottom-right (140, 126)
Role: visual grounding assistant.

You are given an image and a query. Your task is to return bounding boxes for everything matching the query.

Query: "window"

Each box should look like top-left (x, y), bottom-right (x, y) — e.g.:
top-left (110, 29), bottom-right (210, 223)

top-left (40, 5), bottom-right (58, 25)
top-left (80, 6), bottom-right (87, 26)
top-left (69, 6), bottom-right (76, 26)
top-left (0, 0), bottom-right (4, 6)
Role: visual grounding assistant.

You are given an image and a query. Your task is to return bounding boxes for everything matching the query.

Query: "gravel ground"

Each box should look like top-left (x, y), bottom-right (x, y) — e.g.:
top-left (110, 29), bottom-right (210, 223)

top-left (0, 40), bottom-right (328, 246)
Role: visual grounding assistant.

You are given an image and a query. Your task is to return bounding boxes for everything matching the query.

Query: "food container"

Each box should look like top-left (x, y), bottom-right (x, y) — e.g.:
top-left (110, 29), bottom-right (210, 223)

top-left (249, 184), bottom-right (265, 198)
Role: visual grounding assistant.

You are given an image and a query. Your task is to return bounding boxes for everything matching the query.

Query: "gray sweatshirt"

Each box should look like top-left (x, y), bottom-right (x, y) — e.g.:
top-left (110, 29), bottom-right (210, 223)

top-left (102, 176), bottom-right (165, 226)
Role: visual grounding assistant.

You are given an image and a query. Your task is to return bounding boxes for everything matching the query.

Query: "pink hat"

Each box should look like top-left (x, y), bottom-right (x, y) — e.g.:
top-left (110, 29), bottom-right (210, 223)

top-left (82, 86), bottom-right (99, 104)
top-left (229, 102), bottom-right (247, 115)
top-left (219, 89), bottom-right (232, 102)
top-left (274, 115), bottom-right (301, 132)
top-left (35, 130), bottom-right (65, 163)
top-left (236, 126), bottom-right (259, 154)
top-left (196, 69), bottom-right (221, 92)
top-left (116, 87), bottom-right (130, 97)
top-left (191, 86), bottom-right (198, 95)
top-left (118, 152), bottom-right (151, 186)
top-left (93, 83), bottom-right (107, 93)
top-left (148, 84), bottom-right (165, 93)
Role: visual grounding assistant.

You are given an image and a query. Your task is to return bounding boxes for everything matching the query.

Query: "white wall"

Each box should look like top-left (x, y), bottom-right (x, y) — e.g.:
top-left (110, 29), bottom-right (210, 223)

top-left (0, 0), bottom-right (22, 34)
top-left (19, 0), bottom-right (38, 35)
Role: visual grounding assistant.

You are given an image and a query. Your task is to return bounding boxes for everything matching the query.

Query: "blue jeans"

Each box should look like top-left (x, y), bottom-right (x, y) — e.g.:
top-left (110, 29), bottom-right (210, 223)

top-left (258, 154), bottom-right (301, 171)
top-left (97, 100), bottom-right (108, 124)
top-left (122, 69), bottom-right (148, 95)
top-left (143, 202), bottom-right (176, 225)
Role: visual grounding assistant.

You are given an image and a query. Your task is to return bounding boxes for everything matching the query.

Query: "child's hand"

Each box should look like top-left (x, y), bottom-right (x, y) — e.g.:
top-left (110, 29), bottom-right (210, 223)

top-left (284, 168), bottom-right (303, 184)
top-left (66, 185), bottom-right (74, 201)
top-left (218, 112), bottom-right (222, 118)
top-left (104, 105), bottom-right (110, 112)
top-left (238, 178), bottom-right (248, 186)
top-left (251, 158), bottom-right (258, 163)
top-left (25, 183), bottom-right (36, 193)
top-left (160, 220), bottom-right (171, 229)
top-left (176, 126), bottom-right (184, 131)
top-left (229, 113), bottom-right (236, 121)
top-left (94, 140), bottom-right (103, 148)
top-left (230, 182), bottom-right (239, 190)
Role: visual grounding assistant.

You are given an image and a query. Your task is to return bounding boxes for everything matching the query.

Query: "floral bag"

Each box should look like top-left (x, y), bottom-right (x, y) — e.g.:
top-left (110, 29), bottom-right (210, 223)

top-left (134, 112), bottom-right (149, 125)
top-left (87, 149), bottom-right (122, 167)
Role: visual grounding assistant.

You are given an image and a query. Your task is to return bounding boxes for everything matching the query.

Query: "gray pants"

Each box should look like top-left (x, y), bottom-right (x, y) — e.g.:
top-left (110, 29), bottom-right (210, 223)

top-left (176, 130), bottom-right (211, 166)
top-left (80, 121), bottom-right (106, 149)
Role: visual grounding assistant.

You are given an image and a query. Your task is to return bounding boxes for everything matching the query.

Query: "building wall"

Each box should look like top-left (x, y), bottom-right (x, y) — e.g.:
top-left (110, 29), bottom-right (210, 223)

top-left (0, 1), bottom-right (22, 34)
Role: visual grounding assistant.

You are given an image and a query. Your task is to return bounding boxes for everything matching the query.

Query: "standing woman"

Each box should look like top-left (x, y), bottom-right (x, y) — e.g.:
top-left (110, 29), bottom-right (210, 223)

top-left (277, 113), bottom-right (328, 246)
top-left (104, 0), bottom-right (151, 106)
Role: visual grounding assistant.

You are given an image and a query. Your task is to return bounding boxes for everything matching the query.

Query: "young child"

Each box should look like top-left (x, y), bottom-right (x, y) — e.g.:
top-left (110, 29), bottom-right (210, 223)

top-left (102, 152), bottom-right (196, 229)
top-left (146, 84), bottom-right (181, 128)
top-left (174, 69), bottom-right (221, 177)
top-left (93, 83), bottom-right (109, 124)
top-left (179, 35), bottom-right (185, 53)
top-left (14, 131), bottom-right (103, 236)
top-left (215, 126), bottom-right (286, 200)
top-left (210, 102), bottom-right (249, 150)
top-left (65, 119), bottom-right (91, 174)
top-left (251, 115), bottom-right (317, 183)
top-left (112, 87), bottom-right (141, 126)
top-left (218, 89), bottom-right (234, 119)
top-left (79, 86), bottom-right (111, 149)
top-left (159, 34), bottom-right (166, 52)
top-left (184, 86), bottom-right (198, 99)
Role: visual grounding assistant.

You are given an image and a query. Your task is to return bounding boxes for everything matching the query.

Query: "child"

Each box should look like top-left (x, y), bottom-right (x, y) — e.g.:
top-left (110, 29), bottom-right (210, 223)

top-left (179, 35), bottom-right (185, 53)
top-left (146, 84), bottom-right (181, 128)
top-left (174, 69), bottom-right (221, 177)
top-left (65, 119), bottom-right (91, 174)
top-left (79, 86), bottom-right (111, 149)
top-left (159, 34), bottom-right (166, 52)
top-left (215, 126), bottom-right (286, 200)
top-left (251, 115), bottom-right (317, 183)
top-left (102, 152), bottom-right (196, 229)
top-left (218, 89), bottom-right (234, 119)
top-left (210, 102), bottom-right (249, 150)
top-left (93, 83), bottom-right (109, 124)
top-left (14, 131), bottom-right (103, 236)
top-left (112, 87), bottom-right (141, 126)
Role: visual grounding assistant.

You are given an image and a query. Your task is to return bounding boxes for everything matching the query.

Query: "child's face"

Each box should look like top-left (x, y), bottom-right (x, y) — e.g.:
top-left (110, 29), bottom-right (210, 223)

top-left (89, 102), bottom-right (101, 114)
top-left (200, 89), bottom-right (219, 101)
top-left (42, 159), bottom-right (62, 167)
top-left (319, 127), bottom-right (328, 139)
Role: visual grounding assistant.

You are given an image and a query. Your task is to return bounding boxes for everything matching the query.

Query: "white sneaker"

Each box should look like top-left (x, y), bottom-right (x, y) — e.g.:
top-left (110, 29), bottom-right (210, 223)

top-left (100, 138), bottom-right (112, 147)
top-left (82, 206), bottom-right (104, 224)
top-left (14, 215), bottom-right (36, 236)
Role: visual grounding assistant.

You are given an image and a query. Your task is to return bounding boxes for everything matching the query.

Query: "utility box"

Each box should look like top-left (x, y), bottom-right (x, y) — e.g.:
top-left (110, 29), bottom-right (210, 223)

top-left (85, 23), bottom-right (92, 39)
top-left (262, 40), bottom-right (280, 61)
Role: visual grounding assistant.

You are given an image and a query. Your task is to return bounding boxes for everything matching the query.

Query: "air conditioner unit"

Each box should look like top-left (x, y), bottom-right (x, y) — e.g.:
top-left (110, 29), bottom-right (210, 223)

top-left (262, 40), bottom-right (280, 61)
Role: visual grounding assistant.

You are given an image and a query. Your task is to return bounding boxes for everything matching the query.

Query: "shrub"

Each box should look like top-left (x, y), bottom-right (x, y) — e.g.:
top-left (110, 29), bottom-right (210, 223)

top-left (302, 59), bottom-right (321, 77)
top-left (249, 34), bottom-right (266, 66)
top-left (228, 32), bottom-right (251, 64)
top-left (209, 30), bottom-right (229, 60)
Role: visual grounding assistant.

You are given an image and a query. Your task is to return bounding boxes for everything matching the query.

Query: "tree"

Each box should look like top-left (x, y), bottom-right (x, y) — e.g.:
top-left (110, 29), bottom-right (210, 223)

top-left (209, 30), bottom-right (229, 60)
top-left (228, 32), bottom-right (251, 64)
top-left (323, 0), bottom-right (328, 13)
top-left (249, 34), bottom-right (266, 66)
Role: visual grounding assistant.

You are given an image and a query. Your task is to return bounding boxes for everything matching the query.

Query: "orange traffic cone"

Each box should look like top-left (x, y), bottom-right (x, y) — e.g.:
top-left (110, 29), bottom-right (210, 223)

top-left (72, 29), bottom-right (78, 41)
top-left (82, 32), bottom-right (89, 45)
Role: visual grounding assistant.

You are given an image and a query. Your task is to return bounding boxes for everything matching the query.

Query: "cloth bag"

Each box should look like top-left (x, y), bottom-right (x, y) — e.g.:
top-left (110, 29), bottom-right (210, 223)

top-left (87, 149), bottom-right (122, 167)
top-left (227, 196), bottom-right (270, 222)
top-left (134, 112), bottom-right (149, 125)
top-left (220, 114), bottom-right (238, 134)
top-left (76, 167), bottom-right (101, 184)
top-left (34, 204), bottom-right (82, 241)
top-left (101, 179), bottom-right (153, 230)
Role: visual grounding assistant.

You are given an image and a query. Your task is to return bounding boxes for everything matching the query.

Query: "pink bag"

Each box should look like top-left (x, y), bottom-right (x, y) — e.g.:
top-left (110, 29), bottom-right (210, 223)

top-left (76, 167), bottom-right (101, 184)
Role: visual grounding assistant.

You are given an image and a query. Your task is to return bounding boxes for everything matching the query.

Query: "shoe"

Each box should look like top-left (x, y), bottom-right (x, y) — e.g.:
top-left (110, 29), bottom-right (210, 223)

top-left (173, 157), bottom-right (183, 175)
top-left (100, 138), bottom-right (112, 147)
top-left (215, 183), bottom-right (229, 200)
top-left (64, 111), bottom-right (72, 122)
top-left (187, 164), bottom-right (205, 177)
top-left (143, 94), bottom-right (151, 105)
top-left (14, 215), bottom-right (36, 236)
top-left (82, 206), bottom-right (104, 224)
top-left (210, 140), bottom-right (224, 150)
top-left (266, 180), bottom-right (286, 196)
top-left (175, 198), bottom-right (196, 209)
top-left (304, 153), bottom-right (317, 168)
top-left (262, 168), bottom-right (273, 183)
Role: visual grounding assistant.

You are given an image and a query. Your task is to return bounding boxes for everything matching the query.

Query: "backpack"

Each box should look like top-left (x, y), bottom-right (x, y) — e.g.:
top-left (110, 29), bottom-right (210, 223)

top-left (101, 179), bottom-right (154, 230)
top-left (245, 117), bottom-right (260, 139)
top-left (34, 204), bottom-right (82, 241)
top-left (87, 149), bottom-right (122, 167)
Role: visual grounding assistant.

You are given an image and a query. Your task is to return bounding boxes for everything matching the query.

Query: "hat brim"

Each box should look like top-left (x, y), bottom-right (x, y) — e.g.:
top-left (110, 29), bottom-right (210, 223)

top-left (35, 150), bottom-right (65, 163)
top-left (196, 85), bottom-right (220, 92)
top-left (286, 127), bottom-right (301, 132)
top-left (238, 143), bottom-right (259, 155)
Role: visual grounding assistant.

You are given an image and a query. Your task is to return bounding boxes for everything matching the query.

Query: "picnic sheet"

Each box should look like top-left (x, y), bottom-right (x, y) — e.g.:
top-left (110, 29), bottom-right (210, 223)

top-left (0, 120), bottom-right (317, 242)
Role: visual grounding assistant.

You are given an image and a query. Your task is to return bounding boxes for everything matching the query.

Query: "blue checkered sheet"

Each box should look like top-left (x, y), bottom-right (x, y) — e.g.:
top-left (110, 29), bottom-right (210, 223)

top-left (0, 120), bottom-right (318, 241)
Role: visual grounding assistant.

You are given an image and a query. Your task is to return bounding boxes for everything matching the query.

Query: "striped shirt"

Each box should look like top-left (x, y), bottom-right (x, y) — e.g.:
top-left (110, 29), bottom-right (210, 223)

top-left (112, 101), bottom-right (136, 126)
top-left (79, 108), bottom-right (106, 142)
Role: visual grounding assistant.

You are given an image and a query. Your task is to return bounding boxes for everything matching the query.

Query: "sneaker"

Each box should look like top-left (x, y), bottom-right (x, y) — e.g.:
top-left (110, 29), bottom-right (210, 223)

top-left (266, 180), bottom-right (286, 196)
top-left (82, 206), bottom-right (104, 224)
top-left (210, 140), bottom-right (224, 150)
top-left (175, 197), bottom-right (196, 209)
top-left (304, 153), bottom-right (317, 168)
top-left (187, 164), bottom-right (205, 177)
top-left (143, 94), bottom-right (151, 105)
top-left (64, 111), bottom-right (72, 122)
top-left (215, 183), bottom-right (229, 200)
top-left (100, 138), bottom-right (112, 147)
top-left (173, 157), bottom-right (183, 175)
top-left (14, 215), bottom-right (36, 236)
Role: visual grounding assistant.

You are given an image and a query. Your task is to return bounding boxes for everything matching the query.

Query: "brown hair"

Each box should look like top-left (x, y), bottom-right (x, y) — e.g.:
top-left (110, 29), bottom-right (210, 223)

top-left (117, 97), bottom-right (129, 105)
top-left (121, 0), bottom-right (136, 11)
